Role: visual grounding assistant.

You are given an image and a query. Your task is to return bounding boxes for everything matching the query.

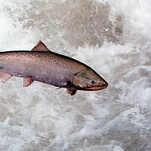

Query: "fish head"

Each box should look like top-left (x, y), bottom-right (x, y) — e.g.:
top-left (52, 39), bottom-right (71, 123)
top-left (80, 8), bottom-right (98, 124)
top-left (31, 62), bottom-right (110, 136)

top-left (72, 68), bottom-right (108, 91)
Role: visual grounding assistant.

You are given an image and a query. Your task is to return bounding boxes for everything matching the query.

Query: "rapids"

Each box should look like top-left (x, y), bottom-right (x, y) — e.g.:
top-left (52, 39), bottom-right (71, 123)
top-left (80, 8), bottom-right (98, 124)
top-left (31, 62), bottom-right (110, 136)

top-left (0, 0), bottom-right (151, 151)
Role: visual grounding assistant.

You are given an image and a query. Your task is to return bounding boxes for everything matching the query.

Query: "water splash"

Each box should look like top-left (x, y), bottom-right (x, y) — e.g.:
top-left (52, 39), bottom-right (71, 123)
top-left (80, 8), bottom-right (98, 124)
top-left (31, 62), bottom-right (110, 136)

top-left (0, 0), bottom-right (151, 151)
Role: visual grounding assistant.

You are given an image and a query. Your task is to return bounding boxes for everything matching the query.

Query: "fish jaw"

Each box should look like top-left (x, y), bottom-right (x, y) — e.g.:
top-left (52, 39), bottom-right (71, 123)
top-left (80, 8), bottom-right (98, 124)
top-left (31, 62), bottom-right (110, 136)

top-left (84, 80), bottom-right (108, 91)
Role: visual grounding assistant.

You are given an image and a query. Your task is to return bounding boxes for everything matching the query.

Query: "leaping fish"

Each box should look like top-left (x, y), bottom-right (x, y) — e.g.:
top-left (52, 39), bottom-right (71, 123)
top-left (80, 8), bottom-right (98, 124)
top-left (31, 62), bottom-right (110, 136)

top-left (0, 41), bottom-right (108, 95)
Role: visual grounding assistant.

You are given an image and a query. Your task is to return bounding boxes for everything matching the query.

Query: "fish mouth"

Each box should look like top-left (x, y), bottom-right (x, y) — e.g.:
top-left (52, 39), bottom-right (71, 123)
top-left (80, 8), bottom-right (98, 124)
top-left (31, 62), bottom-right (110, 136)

top-left (86, 81), bottom-right (108, 91)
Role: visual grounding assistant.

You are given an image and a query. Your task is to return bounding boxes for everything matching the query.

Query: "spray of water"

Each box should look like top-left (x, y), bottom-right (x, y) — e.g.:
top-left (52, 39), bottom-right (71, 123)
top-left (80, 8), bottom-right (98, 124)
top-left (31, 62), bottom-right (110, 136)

top-left (0, 0), bottom-right (151, 151)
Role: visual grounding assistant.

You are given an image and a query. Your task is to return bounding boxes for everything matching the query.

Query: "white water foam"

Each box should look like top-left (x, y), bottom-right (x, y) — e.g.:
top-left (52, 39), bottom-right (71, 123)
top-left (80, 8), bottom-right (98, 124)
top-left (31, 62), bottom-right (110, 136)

top-left (0, 0), bottom-right (151, 151)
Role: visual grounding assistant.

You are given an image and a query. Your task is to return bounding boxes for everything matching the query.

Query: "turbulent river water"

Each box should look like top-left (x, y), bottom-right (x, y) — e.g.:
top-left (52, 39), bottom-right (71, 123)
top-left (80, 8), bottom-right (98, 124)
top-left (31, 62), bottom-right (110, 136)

top-left (0, 0), bottom-right (151, 151)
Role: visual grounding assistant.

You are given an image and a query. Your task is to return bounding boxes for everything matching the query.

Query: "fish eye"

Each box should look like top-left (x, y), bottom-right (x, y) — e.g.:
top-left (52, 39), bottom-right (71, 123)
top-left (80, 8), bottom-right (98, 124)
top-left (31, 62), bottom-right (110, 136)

top-left (91, 80), bottom-right (96, 84)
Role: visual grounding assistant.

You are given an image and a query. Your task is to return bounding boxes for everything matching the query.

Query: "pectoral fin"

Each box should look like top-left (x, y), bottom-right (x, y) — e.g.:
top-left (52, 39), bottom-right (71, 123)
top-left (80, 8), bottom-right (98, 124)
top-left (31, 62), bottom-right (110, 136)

top-left (23, 77), bottom-right (34, 87)
top-left (67, 89), bottom-right (77, 96)
top-left (0, 71), bottom-right (12, 83)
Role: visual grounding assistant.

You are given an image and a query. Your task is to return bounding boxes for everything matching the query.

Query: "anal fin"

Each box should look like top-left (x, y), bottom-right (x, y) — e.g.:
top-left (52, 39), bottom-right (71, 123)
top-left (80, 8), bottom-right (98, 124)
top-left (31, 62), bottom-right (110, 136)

top-left (23, 77), bottom-right (34, 87)
top-left (0, 71), bottom-right (12, 83)
top-left (67, 89), bottom-right (77, 96)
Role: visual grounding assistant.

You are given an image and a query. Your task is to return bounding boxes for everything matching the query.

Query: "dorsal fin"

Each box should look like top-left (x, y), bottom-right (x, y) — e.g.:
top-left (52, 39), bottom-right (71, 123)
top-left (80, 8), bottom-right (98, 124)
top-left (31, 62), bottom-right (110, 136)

top-left (32, 40), bottom-right (49, 51)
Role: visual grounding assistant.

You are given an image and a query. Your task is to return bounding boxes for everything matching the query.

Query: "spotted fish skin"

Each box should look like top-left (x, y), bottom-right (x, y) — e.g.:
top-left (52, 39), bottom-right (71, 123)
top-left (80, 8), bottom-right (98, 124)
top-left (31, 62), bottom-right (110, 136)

top-left (0, 41), bottom-right (108, 95)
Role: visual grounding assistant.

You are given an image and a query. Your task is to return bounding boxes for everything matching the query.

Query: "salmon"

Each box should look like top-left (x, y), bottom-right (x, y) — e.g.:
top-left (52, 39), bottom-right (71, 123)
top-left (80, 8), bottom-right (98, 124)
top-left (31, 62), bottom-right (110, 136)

top-left (0, 41), bottom-right (108, 95)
